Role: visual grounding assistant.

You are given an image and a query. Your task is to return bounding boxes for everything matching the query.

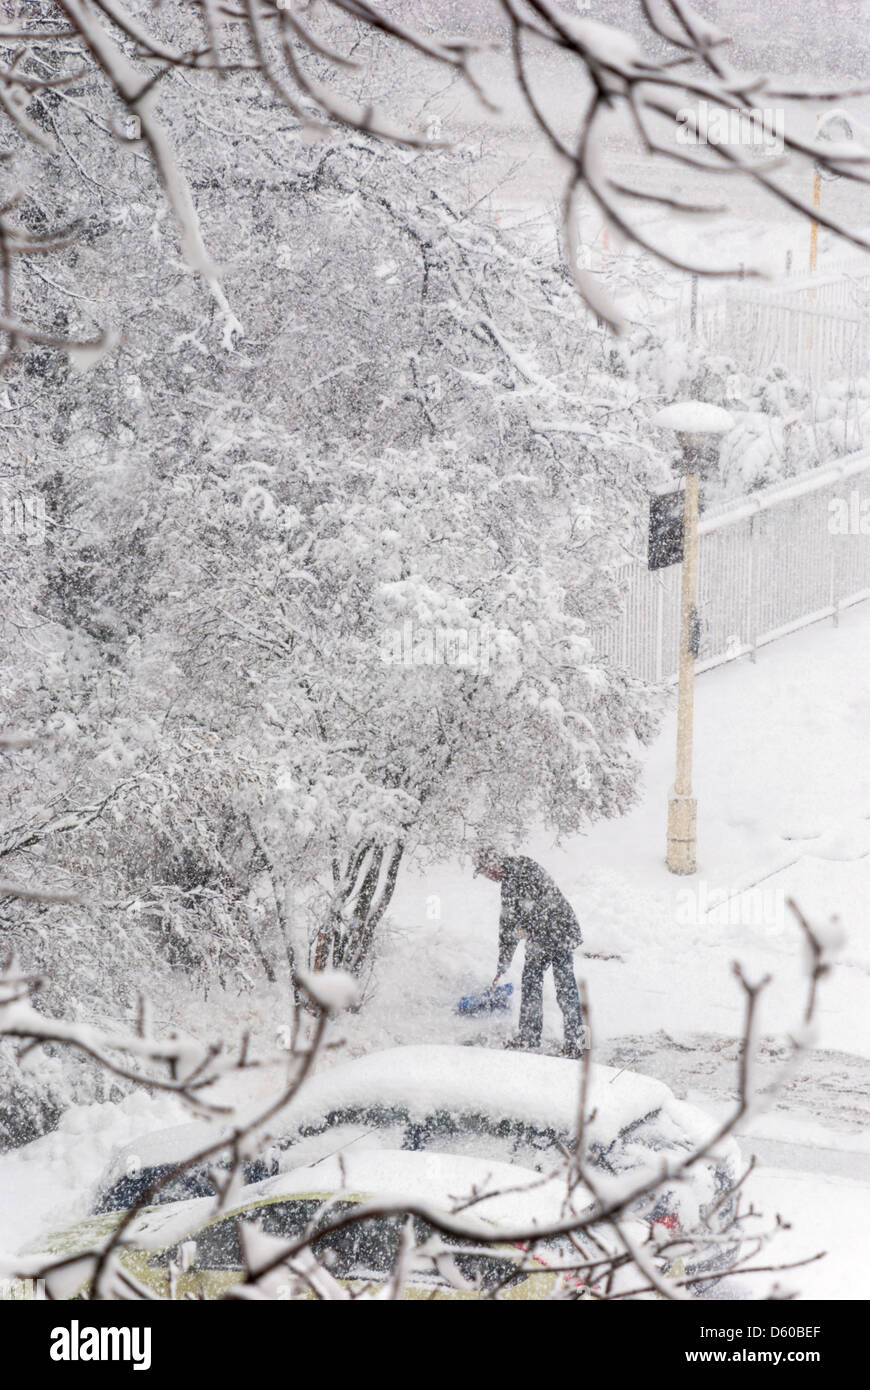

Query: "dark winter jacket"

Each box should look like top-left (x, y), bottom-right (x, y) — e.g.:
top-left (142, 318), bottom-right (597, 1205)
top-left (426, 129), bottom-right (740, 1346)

top-left (496, 856), bottom-right (582, 974)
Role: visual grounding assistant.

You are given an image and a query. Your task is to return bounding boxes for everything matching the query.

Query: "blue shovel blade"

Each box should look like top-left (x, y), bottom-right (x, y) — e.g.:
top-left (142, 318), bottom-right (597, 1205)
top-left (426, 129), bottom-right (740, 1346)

top-left (456, 983), bottom-right (514, 1015)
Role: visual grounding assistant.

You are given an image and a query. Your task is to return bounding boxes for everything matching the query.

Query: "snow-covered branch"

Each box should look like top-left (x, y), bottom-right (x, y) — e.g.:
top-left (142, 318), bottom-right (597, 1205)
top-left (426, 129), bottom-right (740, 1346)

top-left (3, 2), bottom-right (870, 335)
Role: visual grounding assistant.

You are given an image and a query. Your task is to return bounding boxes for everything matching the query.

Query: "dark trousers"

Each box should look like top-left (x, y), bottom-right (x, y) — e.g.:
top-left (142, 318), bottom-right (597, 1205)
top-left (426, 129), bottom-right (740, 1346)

top-left (518, 943), bottom-right (583, 1046)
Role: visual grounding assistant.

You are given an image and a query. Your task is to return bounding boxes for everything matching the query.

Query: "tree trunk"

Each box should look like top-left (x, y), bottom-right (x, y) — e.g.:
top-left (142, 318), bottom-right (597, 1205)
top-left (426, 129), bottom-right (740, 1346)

top-left (317, 840), bottom-right (404, 977)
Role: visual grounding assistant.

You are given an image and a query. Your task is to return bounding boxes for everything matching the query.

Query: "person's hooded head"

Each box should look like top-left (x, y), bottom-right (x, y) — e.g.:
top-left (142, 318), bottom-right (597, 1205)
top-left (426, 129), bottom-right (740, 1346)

top-left (473, 847), bottom-right (506, 882)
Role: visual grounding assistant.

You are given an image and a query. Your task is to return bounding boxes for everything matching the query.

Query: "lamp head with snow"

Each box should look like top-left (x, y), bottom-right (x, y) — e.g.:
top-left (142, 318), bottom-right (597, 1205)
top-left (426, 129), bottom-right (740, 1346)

top-left (652, 402), bottom-right (733, 479)
top-left (814, 108), bottom-right (869, 182)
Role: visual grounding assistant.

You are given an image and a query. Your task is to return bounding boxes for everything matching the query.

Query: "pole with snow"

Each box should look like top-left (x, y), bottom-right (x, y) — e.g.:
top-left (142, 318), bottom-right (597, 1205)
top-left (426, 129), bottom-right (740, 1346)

top-left (809, 168), bottom-right (821, 275)
top-left (653, 403), bottom-right (733, 875)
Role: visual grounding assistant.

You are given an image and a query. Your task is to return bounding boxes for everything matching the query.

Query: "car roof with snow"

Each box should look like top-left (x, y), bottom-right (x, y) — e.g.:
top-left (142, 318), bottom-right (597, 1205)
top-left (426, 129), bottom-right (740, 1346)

top-left (265, 1044), bottom-right (728, 1155)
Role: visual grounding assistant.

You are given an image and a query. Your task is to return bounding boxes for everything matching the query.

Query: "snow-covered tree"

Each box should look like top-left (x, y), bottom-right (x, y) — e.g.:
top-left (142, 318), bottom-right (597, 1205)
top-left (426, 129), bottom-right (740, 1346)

top-left (1, 129), bottom-right (664, 1022)
top-left (1, 0), bottom-right (865, 1130)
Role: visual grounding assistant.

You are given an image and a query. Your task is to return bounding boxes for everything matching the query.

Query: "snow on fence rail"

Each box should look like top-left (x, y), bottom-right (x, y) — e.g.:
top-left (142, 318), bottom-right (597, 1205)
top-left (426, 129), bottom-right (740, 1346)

top-left (594, 450), bottom-right (870, 685)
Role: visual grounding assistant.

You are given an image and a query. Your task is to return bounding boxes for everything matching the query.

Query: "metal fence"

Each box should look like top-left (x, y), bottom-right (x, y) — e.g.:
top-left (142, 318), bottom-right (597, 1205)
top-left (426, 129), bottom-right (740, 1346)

top-left (594, 450), bottom-right (870, 684)
top-left (674, 262), bottom-right (870, 384)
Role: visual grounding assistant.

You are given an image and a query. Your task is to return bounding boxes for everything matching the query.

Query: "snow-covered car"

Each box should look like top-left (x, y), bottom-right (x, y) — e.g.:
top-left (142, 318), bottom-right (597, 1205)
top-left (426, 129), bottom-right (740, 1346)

top-left (39, 1151), bottom-right (609, 1300)
top-left (93, 1045), bottom-right (741, 1273)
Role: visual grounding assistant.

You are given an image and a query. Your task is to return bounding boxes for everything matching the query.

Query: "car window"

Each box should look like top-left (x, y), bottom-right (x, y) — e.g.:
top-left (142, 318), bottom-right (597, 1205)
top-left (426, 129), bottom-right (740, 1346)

top-left (272, 1122), bottom-right (407, 1170)
top-left (260, 1200), bottom-right (402, 1280)
top-left (149, 1199), bottom-right (404, 1281)
top-left (400, 1111), bottom-right (563, 1173)
top-left (97, 1157), bottom-right (279, 1214)
top-left (147, 1212), bottom-right (243, 1270)
top-left (272, 1103), bottom-right (568, 1180)
top-left (150, 1197), bottom-right (536, 1291)
top-left (98, 1164), bottom-right (217, 1214)
top-left (258, 1201), bottom-right (531, 1290)
top-left (277, 1106), bottom-right (410, 1154)
top-left (448, 1248), bottom-right (527, 1293)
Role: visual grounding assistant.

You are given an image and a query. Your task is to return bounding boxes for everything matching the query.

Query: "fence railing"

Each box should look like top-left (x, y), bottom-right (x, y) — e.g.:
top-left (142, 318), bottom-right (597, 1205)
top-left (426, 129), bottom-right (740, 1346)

top-left (673, 260), bottom-right (870, 383)
top-left (594, 450), bottom-right (870, 684)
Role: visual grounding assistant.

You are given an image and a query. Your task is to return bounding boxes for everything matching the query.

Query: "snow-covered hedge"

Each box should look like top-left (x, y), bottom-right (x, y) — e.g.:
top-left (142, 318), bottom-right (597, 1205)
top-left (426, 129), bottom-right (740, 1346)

top-left (621, 329), bottom-right (870, 501)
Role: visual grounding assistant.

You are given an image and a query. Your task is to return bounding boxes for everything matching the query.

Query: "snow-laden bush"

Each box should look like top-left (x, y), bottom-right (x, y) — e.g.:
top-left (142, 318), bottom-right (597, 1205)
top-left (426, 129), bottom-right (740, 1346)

top-left (622, 329), bottom-right (870, 500)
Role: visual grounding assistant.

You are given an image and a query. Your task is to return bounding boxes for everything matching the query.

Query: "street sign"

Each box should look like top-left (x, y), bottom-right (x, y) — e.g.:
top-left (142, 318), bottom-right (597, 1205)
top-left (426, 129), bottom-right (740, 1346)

top-left (648, 487), bottom-right (683, 569)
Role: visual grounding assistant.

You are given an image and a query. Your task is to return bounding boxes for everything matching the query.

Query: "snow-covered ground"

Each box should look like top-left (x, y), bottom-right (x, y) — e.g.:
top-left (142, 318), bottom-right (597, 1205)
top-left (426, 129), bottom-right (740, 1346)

top-left (359, 600), bottom-right (870, 1298)
top-left (2, 602), bottom-right (867, 1297)
top-left (373, 600), bottom-right (870, 1299)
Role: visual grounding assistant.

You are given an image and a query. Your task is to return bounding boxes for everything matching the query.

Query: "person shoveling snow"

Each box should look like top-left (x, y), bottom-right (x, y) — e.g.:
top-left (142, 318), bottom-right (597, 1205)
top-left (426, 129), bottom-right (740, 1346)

top-left (473, 849), bottom-right (586, 1058)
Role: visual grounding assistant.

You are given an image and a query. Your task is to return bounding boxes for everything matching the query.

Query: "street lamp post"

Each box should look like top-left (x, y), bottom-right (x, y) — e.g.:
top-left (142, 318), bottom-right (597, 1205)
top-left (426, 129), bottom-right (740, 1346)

top-left (811, 108), bottom-right (863, 277)
top-left (653, 402), bottom-right (733, 875)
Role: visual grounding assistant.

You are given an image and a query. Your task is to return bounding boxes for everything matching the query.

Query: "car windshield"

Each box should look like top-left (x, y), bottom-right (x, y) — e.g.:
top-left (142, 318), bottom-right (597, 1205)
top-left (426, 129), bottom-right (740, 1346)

top-left (276, 1105), bottom-right (564, 1174)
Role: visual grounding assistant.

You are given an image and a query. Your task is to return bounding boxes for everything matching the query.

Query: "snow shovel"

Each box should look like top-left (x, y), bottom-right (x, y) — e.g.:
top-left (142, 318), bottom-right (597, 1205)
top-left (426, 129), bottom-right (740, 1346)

top-left (456, 982), bottom-right (514, 1016)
